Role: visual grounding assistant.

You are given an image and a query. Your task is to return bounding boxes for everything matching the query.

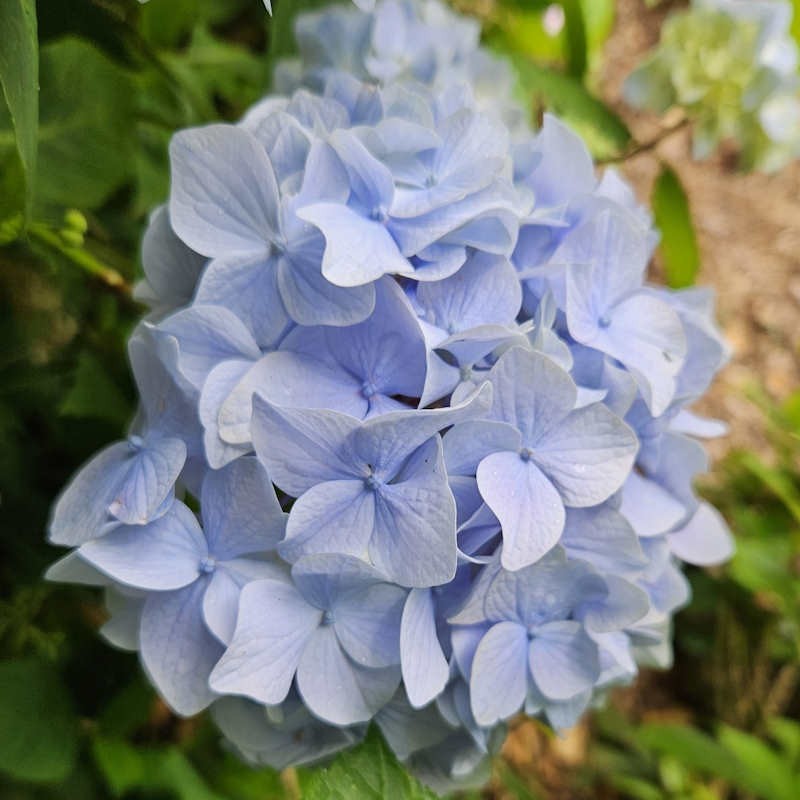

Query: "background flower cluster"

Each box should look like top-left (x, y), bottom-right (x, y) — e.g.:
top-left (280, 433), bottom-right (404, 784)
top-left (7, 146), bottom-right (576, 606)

top-left (626, 0), bottom-right (800, 172)
top-left (47, 0), bottom-right (733, 792)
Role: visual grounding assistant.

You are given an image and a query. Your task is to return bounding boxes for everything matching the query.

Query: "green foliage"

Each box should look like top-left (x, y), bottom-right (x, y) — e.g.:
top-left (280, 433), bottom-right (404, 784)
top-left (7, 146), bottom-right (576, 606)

top-left (35, 38), bottom-right (136, 211)
top-left (92, 738), bottom-right (224, 800)
top-left (0, 0), bottom-right (38, 221)
top-left (0, 658), bottom-right (80, 783)
top-left (561, 0), bottom-right (587, 79)
top-left (303, 728), bottom-right (439, 800)
top-left (651, 165), bottom-right (700, 289)
top-left (502, 51), bottom-right (631, 159)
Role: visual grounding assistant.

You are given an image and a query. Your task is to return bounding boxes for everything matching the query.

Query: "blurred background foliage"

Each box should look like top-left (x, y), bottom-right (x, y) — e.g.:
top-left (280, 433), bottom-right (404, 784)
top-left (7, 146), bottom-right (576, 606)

top-left (0, 1), bottom-right (798, 798)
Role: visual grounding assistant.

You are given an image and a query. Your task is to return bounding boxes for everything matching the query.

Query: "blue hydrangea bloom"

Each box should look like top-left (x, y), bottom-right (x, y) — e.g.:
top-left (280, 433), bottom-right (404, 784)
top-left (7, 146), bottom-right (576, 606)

top-left (47, 0), bottom-right (734, 791)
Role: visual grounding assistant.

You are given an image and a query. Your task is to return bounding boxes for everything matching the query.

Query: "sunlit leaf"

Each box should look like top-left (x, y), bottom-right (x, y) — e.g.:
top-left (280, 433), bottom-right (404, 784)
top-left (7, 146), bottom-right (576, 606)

top-left (0, 0), bottom-right (38, 221)
top-left (651, 165), bottom-right (700, 289)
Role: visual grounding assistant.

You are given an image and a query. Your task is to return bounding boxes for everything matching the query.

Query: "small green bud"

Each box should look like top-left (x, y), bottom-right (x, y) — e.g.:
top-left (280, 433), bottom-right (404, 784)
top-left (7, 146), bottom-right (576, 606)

top-left (59, 228), bottom-right (85, 249)
top-left (63, 209), bottom-right (88, 235)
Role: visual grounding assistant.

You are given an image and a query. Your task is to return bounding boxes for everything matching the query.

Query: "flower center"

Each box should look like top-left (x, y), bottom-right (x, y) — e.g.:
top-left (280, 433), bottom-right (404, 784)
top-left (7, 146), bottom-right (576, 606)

top-left (598, 314), bottom-right (612, 329)
top-left (321, 610), bottom-right (335, 626)
top-left (519, 447), bottom-right (535, 462)
top-left (361, 380), bottom-right (379, 399)
top-left (370, 206), bottom-right (389, 223)
top-left (198, 556), bottom-right (217, 574)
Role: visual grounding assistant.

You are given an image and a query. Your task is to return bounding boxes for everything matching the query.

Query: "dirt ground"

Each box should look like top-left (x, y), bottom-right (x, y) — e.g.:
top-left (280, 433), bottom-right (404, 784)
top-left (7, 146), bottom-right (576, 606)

top-left (602, 0), bottom-right (800, 462)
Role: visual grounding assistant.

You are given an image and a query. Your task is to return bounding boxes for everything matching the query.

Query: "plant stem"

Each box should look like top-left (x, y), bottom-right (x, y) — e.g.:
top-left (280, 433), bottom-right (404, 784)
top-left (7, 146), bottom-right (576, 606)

top-left (599, 116), bottom-right (690, 164)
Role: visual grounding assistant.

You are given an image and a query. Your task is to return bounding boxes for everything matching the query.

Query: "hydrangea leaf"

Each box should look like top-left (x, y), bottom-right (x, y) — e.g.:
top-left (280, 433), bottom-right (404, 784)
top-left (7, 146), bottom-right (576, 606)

top-left (303, 727), bottom-right (439, 800)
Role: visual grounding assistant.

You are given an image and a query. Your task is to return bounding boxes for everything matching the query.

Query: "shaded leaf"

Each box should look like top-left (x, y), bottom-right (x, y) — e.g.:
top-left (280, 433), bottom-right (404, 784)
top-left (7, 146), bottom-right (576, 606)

top-left (561, 0), bottom-right (588, 79)
top-left (35, 37), bottom-right (136, 210)
top-left (92, 738), bottom-right (223, 800)
top-left (60, 351), bottom-right (131, 427)
top-left (0, 658), bottom-right (80, 783)
top-left (651, 165), bottom-right (700, 289)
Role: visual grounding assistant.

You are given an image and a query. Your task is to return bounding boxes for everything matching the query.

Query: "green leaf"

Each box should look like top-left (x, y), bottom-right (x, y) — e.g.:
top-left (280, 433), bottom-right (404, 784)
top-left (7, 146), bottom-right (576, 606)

top-left (636, 724), bottom-right (746, 786)
top-left (651, 165), bottom-right (700, 289)
top-left (304, 728), bottom-right (440, 800)
top-left (718, 726), bottom-right (799, 800)
top-left (0, 658), bottom-right (80, 783)
top-left (501, 52), bottom-right (631, 159)
top-left (92, 738), bottom-right (224, 800)
top-left (59, 350), bottom-right (131, 427)
top-left (35, 37), bottom-right (136, 210)
top-left (0, 0), bottom-right (38, 221)
top-left (768, 717), bottom-right (800, 765)
top-left (737, 451), bottom-right (800, 525)
top-left (561, 0), bottom-right (588, 79)
top-left (140, 0), bottom-right (201, 48)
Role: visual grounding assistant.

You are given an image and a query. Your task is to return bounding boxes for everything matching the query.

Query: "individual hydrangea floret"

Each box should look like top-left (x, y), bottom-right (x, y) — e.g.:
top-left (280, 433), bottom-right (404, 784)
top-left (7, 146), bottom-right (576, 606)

top-left (624, 0), bottom-right (800, 171)
top-left (46, 0), bottom-right (734, 792)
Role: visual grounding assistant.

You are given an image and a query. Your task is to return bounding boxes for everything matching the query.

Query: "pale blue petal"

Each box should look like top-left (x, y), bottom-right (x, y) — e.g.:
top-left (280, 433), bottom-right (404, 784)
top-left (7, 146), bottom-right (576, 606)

top-left (529, 621), bottom-right (599, 701)
top-left (667, 502), bottom-right (734, 566)
top-left (158, 305), bottom-right (260, 388)
top-left (209, 579), bottom-right (321, 704)
top-left (532, 403), bottom-right (638, 507)
top-left (477, 451), bottom-right (565, 571)
top-left (280, 479), bottom-right (375, 564)
top-left (194, 254), bottom-right (291, 349)
top-left (251, 397), bottom-right (360, 496)
top-left (136, 206), bottom-right (206, 312)
top-left (334, 582), bottom-right (406, 667)
top-left (45, 552), bottom-right (111, 586)
top-left (352, 381), bottom-right (492, 478)
top-left (278, 250), bottom-right (375, 326)
top-left (561, 506), bottom-right (647, 572)
top-left (443, 420), bottom-right (521, 476)
top-left (297, 626), bottom-right (400, 725)
top-left (377, 691), bottom-right (454, 761)
top-left (577, 575), bottom-right (650, 633)
top-left (486, 347), bottom-right (575, 442)
top-left (201, 457), bottom-right (286, 558)
top-left (100, 587), bottom-right (145, 651)
top-left (401, 588), bottom-right (450, 708)
top-left (199, 359), bottom-right (254, 468)
top-left (619, 471), bottom-right (686, 538)
top-left (49, 441), bottom-right (141, 546)
top-left (107, 436), bottom-right (186, 526)
top-left (169, 124), bottom-right (280, 256)
top-left (298, 202), bottom-right (413, 287)
top-left (79, 502), bottom-right (205, 591)
top-left (370, 438), bottom-right (458, 587)
top-left (470, 621), bottom-right (528, 726)
top-left (202, 560), bottom-right (289, 646)
top-left (140, 580), bottom-right (224, 716)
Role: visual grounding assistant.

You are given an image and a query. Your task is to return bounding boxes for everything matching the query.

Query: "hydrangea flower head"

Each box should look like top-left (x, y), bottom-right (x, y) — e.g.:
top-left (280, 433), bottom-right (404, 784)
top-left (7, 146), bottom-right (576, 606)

top-left (625, 0), bottom-right (800, 171)
top-left (47, 0), bottom-right (734, 791)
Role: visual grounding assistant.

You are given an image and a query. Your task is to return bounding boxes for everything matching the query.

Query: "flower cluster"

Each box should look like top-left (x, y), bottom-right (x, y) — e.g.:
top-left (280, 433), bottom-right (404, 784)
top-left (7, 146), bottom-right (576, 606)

top-left (625, 0), bottom-right (800, 172)
top-left (47, 0), bottom-right (733, 792)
